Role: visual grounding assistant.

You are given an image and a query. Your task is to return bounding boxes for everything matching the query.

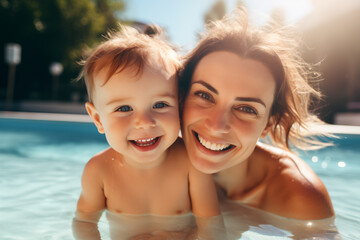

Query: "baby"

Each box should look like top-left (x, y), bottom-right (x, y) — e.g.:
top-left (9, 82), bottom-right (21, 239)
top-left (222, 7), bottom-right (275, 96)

top-left (72, 25), bottom-right (221, 239)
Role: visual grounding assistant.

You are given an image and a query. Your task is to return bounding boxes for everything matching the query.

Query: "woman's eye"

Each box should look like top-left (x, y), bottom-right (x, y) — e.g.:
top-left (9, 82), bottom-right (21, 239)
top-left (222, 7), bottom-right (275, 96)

top-left (153, 102), bottom-right (169, 109)
top-left (195, 91), bottom-right (214, 103)
top-left (116, 105), bottom-right (132, 112)
top-left (236, 106), bottom-right (258, 115)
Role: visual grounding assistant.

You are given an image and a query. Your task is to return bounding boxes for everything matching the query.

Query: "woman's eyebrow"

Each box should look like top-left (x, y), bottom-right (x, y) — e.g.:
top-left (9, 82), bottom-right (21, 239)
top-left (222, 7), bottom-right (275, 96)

top-left (235, 97), bottom-right (266, 108)
top-left (192, 80), bottom-right (218, 94)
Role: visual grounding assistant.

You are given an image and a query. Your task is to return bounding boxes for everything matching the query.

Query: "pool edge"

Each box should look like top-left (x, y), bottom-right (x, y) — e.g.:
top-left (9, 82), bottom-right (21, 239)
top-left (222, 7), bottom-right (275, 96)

top-left (1, 111), bottom-right (360, 134)
top-left (0, 111), bottom-right (92, 123)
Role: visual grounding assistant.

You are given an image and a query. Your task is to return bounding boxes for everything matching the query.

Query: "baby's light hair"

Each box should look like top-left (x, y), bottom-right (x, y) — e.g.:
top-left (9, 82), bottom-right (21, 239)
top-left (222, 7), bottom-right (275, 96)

top-left (77, 24), bottom-right (180, 102)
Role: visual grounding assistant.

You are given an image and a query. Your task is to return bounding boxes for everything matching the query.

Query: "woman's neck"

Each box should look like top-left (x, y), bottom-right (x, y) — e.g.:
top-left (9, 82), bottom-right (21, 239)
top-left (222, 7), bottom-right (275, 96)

top-left (214, 158), bottom-right (250, 197)
top-left (214, 146), bottom-right (269, 199)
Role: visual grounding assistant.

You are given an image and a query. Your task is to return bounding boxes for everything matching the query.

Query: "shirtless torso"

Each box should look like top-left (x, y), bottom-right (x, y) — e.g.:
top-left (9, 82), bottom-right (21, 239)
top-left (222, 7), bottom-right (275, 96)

top-left (77, 138), bottom-right (218, 217)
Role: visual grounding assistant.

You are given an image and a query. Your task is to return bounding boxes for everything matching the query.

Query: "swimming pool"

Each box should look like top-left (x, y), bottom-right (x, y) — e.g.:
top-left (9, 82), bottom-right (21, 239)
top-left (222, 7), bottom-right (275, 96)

top-left (1, 115), bottom-right (359, 239)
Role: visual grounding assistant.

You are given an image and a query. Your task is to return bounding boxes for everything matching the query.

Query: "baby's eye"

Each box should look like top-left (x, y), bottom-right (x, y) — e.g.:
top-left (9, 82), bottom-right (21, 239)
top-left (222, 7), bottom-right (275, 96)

top-left (116, 105), bottom-right (133, 112)
top-left (195, 91), bottom-right (214, 103)
top-left (236, 106), bottom-right (258, 116)
top-left (153, 102), bottom-right (169, 109)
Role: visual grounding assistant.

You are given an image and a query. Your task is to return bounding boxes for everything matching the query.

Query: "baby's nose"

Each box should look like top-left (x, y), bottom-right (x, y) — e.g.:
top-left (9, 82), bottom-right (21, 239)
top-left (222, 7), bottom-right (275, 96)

top-left (135, 111), bottom-right (156, 129)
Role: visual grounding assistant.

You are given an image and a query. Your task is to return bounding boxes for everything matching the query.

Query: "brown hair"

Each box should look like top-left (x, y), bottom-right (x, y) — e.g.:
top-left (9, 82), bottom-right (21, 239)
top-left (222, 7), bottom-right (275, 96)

top-left (77, 24), bottom-right (180, 102)
top-left (178, 9), bottom-right (331, 151)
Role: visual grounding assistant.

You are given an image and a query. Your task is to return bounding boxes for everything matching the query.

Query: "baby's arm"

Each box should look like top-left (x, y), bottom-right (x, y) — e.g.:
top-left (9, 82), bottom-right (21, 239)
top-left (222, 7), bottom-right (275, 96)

top-left (189, 165), bottom-right (227, 239)
top-left (72, 157), bottom-right (106, 240)
top-left (188, 164), bottom-right (220, 217)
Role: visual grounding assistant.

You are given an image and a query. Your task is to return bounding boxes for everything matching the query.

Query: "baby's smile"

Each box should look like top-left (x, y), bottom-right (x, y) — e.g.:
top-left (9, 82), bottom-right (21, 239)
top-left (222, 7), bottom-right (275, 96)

top-left (130, 136), bottom-right (162, 151)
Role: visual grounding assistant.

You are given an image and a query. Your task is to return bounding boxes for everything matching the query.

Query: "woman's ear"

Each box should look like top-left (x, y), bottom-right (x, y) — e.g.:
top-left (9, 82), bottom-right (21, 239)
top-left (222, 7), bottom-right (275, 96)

top-left (261, 117), bottom-right (274, 138)
top-left (85, 102), bottom-right (105, 134)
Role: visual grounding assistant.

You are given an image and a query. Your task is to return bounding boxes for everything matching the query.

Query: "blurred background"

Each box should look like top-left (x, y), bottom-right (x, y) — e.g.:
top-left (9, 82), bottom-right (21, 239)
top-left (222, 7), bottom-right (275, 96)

top-left (1, 0), bottom-right (360, 124)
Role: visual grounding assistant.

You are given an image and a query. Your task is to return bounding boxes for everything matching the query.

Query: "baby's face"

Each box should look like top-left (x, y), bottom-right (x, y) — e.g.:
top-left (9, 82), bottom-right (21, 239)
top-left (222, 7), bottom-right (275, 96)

top-left (92, 65), bottom-right (180, 168)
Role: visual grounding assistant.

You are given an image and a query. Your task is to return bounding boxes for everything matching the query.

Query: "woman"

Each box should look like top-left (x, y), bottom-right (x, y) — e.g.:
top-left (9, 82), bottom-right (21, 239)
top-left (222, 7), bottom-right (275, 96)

top-left (178, 10), bottom-right (334, 220)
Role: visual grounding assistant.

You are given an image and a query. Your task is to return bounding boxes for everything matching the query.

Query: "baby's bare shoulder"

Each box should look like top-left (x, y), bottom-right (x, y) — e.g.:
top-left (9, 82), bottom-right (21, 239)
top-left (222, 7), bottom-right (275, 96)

top-left (166, 138), bottom-right (191, 166)
top-left (84, 147), bottom-right (113, 173)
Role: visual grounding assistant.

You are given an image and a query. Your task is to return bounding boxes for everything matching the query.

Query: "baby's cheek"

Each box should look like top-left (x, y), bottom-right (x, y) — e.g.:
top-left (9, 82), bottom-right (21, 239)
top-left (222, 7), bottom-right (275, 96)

top-left (159, 111), bottom-right (180, 128)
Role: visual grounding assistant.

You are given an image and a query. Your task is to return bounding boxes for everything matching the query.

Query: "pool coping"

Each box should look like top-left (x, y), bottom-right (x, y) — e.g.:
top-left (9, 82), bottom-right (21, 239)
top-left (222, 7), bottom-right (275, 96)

top-left (1, 111), bottom-right (360, 134)
top-left (0, 111), bottom-right (92, 122)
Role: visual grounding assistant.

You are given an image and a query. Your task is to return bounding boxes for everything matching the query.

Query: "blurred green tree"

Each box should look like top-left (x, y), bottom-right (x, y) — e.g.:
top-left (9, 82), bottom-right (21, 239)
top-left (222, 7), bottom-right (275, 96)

top-left (204, 0), bottom-right (226, 24)
top-left (203, 0), bottom-right (247, 26)
top-left (0, 0), bottom-right (125, 102)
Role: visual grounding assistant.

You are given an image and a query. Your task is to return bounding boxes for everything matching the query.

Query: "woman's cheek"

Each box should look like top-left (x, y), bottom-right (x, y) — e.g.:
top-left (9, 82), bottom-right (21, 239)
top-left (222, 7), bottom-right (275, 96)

top-left (183, 103), bottom-right (204, 126)
top-left (182, 100), bottom-right (195, 119)
top-left (232, 119), bottom-right (264, 139)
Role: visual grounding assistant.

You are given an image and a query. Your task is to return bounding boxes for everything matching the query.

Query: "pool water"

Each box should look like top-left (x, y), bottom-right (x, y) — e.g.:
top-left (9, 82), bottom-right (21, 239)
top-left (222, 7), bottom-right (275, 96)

top-left (0, 117), bottom-right (359, 239)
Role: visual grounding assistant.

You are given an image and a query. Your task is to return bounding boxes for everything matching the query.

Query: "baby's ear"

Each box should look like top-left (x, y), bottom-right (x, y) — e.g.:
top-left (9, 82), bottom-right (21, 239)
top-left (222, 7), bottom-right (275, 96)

top-left (85, 102), bottom-right (105, 134)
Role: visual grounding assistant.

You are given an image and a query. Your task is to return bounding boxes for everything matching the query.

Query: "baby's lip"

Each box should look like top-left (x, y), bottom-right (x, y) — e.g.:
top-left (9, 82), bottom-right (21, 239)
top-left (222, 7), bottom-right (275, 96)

top-left (193, 131), bottom-right (235, 152)
top-left (129, 136), bottom-right (162, 151)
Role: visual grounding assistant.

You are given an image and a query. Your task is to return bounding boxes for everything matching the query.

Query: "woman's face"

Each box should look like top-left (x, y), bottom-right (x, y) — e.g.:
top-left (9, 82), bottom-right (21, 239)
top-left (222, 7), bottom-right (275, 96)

top-left (182, 51), bottom-right (276, 174)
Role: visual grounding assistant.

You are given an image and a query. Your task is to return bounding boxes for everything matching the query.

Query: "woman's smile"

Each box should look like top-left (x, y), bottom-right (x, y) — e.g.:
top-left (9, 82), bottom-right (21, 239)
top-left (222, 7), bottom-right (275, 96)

top-left (193, 131), bottom-right (235, 153)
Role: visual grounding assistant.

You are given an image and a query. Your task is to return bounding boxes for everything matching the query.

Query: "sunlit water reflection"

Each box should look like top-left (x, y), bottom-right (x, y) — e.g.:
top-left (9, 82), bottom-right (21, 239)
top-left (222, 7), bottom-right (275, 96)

top-left (0, 118), bottom-right (358, 239)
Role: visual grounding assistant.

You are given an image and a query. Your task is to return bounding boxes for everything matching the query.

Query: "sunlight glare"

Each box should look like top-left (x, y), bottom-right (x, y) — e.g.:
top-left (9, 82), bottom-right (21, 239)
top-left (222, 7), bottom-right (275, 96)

top-left (311, 156), bottom-right (319, 163)
top-left (274, 0), bottom-right (313, 23)
top-left (338, 161), bottom-right (346, 168)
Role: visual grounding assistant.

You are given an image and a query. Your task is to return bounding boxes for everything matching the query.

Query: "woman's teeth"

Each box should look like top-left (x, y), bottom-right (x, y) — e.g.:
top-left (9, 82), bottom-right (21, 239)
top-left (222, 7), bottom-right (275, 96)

top-left (198, 134), bottom-right (231, 151)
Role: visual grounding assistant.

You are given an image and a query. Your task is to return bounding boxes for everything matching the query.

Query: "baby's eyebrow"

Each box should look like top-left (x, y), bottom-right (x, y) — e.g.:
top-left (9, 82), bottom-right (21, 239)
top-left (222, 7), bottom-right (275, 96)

top-left (235, 97), bottom-right (266, 108)
top-left (192, 80), bottom-right (218, 94)
top-left (106, 97), bottom-right (130, 106)
top-left (106, 93), bottom-right (176, 106)
top-left (155, 93), bottom-right (177, 99)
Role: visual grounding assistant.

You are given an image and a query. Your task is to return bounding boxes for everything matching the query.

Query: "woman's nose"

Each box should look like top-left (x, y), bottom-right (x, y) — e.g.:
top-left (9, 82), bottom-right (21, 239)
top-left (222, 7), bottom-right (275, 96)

top-left (204, 109), bottom-right (230, 134)
top-left (134, 111), bottom-right (156, 129)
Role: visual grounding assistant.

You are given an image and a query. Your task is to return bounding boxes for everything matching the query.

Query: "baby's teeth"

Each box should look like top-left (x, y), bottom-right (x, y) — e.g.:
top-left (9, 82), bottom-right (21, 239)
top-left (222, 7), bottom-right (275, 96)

top-left (133, 137), bottom-right (158, 147)
top-left (198, 134), bottom-right (230, 151)
top-left (137, 138), bottom-right (154, 143)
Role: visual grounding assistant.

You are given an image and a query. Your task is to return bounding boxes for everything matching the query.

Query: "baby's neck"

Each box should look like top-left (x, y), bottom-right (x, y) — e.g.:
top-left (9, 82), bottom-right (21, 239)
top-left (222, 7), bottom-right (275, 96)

top-left (114, 149), bottom-right (169, 172)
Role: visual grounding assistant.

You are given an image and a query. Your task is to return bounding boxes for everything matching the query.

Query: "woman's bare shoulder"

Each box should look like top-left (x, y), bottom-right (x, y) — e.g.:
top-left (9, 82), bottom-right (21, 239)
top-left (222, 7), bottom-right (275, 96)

top-left (258, 144), bottom-right (334, 220)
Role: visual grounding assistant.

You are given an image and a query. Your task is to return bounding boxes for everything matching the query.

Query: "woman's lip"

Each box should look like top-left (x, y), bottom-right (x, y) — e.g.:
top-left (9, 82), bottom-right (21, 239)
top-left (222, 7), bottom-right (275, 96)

top-left (192, 131), bottom-right (234, 154)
